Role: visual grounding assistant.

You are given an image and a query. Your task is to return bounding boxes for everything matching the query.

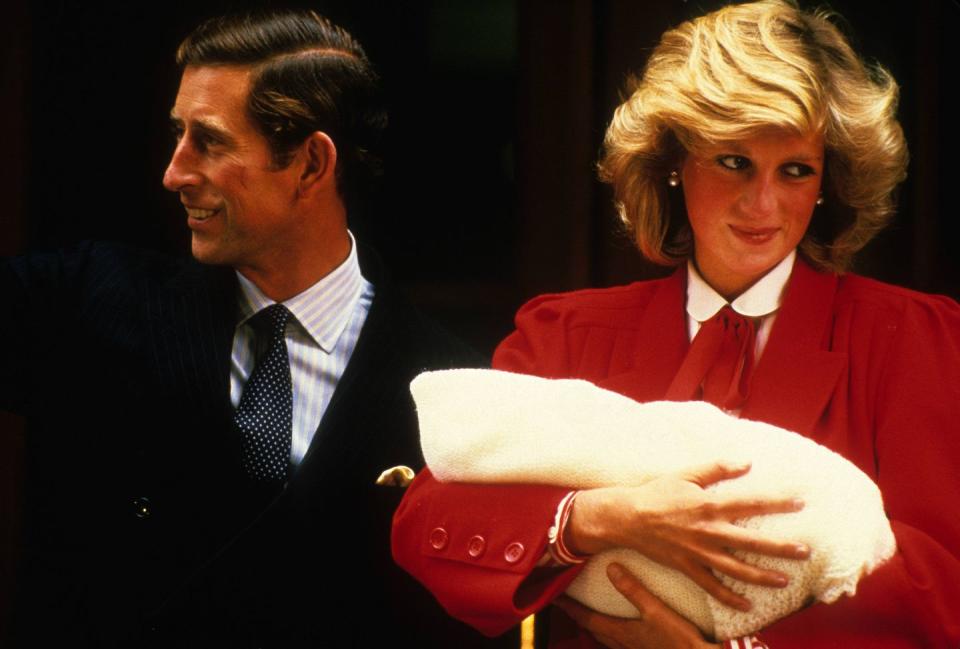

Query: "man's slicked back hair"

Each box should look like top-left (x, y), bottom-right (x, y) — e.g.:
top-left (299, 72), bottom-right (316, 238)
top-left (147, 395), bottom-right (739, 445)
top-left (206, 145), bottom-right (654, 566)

top-left (176, 10), bottom-right (386, 209)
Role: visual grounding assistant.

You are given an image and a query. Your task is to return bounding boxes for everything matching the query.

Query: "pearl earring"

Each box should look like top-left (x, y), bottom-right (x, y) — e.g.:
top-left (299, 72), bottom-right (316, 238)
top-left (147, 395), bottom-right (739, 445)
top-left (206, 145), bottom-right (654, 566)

top-left (667, 170), bottom-right (680, 187)
top-left (816, 193), bottom-right (824, 206)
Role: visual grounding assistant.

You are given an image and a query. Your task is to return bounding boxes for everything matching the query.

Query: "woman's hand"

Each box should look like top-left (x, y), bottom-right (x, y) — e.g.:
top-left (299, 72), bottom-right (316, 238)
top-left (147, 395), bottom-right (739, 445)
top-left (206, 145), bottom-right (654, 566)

top-left (565, 461), bottom-right (809, 611)
top-left (554, 562), bottom-right (721, 649)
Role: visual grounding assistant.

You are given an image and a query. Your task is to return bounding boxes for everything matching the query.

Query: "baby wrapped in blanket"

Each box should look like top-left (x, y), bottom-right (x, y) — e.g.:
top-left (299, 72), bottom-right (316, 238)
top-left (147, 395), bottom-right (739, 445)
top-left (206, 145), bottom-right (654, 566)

top-left (410, 368), bottom-right (895, 640)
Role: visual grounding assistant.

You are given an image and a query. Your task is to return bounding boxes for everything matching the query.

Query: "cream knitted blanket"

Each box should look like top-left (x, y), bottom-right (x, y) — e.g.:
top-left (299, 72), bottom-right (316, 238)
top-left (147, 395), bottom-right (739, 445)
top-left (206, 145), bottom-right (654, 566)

top-left (411, 368), bottom-right (895, 640)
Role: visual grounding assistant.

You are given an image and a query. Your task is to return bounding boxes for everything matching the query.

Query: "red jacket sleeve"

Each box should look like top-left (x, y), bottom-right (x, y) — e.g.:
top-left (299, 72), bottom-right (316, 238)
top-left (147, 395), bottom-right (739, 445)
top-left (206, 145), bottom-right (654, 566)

top-left (391, 295), bottom-right (584, 637)
top-left (391, 469), bottom-right (577, 636)
top-left (759, 293), bottom-right (960, 648)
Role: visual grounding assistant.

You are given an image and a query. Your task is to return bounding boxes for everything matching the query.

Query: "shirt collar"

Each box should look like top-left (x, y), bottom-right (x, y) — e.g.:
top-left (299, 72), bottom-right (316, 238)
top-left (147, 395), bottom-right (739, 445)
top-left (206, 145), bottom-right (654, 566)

top-left (236, 231), bottom-right (367, 353)
top-left (686, 249), bottom-right (796, 322)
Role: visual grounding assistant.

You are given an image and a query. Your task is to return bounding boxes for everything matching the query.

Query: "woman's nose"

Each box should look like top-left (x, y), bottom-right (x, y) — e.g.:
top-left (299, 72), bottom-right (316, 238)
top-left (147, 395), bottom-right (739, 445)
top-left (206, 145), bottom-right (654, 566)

top-left (740, 175), bottom-right (777, 217)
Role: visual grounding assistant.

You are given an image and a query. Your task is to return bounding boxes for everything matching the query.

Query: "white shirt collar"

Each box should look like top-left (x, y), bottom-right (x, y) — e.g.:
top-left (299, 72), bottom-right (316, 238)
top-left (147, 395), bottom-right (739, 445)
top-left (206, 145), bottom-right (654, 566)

top-left (236, 231), bottom-right (367, 353)
top-left (686, 250), bottom-right (796, 322)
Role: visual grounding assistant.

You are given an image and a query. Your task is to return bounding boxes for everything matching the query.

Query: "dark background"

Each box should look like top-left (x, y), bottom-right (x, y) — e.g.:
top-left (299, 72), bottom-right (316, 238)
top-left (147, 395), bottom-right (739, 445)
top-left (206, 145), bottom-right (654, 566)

top-left (2, 0), bottom-right (957, 643)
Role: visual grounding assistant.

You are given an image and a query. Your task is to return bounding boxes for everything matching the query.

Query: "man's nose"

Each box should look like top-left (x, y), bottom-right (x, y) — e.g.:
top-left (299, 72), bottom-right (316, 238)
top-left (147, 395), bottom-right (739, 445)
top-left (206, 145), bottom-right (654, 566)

top-left (162, 140), bottom-right (201, 192)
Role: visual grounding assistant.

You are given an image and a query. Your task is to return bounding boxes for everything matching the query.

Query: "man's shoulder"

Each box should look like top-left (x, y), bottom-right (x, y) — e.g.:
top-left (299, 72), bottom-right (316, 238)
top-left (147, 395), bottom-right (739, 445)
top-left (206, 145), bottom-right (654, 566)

top-left (5, 241), bottom-right (236, 339)
top-left (6, 240), bottom-right (200, 291)
top-left (365, 284), bottom-right (483, 371)
top-left (355, 241), bottom-right (483, 369)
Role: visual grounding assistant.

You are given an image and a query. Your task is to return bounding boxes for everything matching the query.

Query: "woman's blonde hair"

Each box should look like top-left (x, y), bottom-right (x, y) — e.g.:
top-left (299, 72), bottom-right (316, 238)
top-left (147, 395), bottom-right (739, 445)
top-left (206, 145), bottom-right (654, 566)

top-left (599, 0), bottom-right (907, 272)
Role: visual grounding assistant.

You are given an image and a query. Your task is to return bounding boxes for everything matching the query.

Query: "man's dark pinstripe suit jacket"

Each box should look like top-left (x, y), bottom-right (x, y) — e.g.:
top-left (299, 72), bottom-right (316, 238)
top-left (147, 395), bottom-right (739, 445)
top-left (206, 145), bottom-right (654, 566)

top-left (2, 241), bottom-right (510, 649)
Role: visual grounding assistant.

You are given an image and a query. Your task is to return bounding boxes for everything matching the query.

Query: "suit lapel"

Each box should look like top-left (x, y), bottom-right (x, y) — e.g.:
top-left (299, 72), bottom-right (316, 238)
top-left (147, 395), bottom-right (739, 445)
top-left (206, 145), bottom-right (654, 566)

top-left (299, 295), bottom-right (394, 476)
top-left (598, 268), bottom-right (690, 403)
top-left (741, 258), bottom-right (846, 435)
top-left (293, 245), bottom-right (406, 481)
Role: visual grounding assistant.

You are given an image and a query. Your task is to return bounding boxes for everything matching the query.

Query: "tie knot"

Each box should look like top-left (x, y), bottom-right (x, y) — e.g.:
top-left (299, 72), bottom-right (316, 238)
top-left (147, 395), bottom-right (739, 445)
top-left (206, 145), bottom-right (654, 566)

top-left (712, 305), bottom-right (754, 339)
top-left (251, 303), bottom-right (292, 340)
top-left (667, 304), bottom-right (759, 410)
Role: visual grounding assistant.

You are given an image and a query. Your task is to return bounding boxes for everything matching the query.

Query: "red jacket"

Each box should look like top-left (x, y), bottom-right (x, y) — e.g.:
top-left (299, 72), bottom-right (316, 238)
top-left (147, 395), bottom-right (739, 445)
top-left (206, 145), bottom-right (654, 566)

top-left (393, 258), bottom-right (960, 648)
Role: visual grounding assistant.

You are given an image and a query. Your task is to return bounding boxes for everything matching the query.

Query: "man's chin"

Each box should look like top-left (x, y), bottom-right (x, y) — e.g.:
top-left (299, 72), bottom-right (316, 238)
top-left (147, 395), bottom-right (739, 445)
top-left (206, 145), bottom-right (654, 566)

top-left (190, 239), bottom-right (233, 267)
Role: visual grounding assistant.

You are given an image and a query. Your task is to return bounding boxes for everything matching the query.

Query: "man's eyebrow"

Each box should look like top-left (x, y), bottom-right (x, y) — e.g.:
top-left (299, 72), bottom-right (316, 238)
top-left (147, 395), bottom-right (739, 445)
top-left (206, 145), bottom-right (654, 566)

top-left (168, 114), bottom-right (236, 147)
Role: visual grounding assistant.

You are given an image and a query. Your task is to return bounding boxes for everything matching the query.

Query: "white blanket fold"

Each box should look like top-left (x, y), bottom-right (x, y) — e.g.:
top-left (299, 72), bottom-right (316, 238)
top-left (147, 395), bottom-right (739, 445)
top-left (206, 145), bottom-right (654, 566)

top-left (411, 368), bottom-right (895, 640)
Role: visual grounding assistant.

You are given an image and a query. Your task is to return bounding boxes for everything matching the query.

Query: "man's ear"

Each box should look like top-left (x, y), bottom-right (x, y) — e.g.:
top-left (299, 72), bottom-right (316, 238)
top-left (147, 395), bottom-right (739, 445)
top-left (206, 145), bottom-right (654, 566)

top-left (298, 131), bottom-right (337, 195)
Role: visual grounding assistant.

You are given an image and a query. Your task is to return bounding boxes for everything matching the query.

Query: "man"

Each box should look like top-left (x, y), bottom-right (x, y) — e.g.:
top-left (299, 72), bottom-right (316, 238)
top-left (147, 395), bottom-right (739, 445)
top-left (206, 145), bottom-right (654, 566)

top-left (2, 10), bottom-right (507, 648)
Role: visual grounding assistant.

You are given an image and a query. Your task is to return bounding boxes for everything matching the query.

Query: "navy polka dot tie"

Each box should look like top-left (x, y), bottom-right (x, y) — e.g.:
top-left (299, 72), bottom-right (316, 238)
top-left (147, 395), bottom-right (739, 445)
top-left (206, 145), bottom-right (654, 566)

top-left (235, 304), bottom-right (293, 482)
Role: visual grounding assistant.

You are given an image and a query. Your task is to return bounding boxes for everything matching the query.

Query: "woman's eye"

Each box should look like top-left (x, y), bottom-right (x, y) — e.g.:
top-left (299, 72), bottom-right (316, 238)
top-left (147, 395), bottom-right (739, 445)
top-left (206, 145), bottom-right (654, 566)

top-left (717, 155), bottom-right (750, 171)
top-left (783, 163), bottom-right (816, 178)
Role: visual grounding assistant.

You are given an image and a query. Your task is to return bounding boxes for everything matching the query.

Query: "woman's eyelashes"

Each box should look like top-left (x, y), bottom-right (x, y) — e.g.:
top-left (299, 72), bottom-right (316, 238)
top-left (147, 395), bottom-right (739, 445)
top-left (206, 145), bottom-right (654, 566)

top-left (781, 162), bottom-right (817, 178)
top-left (714, 155), bottom-right (817, 179)
top-left (716, 154), bottom-right (750, 171)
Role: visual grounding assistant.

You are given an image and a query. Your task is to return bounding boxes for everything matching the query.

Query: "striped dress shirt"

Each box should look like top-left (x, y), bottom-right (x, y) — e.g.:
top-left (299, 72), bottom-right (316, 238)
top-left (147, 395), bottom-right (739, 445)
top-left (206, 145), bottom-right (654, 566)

top-left (230, 234), bottom-right (374, 465)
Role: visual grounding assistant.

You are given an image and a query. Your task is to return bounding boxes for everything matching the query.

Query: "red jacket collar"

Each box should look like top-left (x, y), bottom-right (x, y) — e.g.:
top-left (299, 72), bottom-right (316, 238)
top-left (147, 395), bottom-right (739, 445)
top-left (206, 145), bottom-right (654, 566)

top-left (598, 257), bottom-right (846, 435)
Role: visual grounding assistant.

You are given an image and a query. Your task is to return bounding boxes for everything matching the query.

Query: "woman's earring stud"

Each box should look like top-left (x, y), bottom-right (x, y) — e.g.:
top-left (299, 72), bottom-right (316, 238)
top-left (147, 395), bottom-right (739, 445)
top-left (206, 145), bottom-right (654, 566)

top-left (816, 193), bottom-right (824, 206)
top-left (667, 170), bottom-right (680, 187)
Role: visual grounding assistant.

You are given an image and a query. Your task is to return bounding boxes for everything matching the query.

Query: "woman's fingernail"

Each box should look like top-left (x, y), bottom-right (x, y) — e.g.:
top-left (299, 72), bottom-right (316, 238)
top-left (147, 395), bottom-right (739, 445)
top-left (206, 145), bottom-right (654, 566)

top-left (606, 562), bottom-right (625, 581)
top-left (795, 543), bottom-right (810, 556)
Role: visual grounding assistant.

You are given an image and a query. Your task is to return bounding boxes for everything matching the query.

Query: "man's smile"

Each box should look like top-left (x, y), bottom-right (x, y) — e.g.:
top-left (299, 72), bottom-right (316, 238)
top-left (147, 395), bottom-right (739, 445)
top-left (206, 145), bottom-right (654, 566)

top-left (185, 206), bottom-right (218, 221)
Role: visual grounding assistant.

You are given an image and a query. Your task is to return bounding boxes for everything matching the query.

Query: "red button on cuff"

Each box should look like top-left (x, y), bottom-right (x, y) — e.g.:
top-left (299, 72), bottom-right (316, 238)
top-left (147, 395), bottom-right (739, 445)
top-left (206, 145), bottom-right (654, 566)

top-left (467, 535), bottom-right (486, 558)
top-left (429, 527), bottom-right (449, 551)
top-left (504, 541), bottom-right (525, 563)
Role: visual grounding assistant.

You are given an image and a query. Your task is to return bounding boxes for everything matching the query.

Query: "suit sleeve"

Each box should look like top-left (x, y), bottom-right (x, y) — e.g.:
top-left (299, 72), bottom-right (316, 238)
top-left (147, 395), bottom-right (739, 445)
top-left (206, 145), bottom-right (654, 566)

top-left (1, 248), bottom-right (82, 414)
top-left (759, 295), bottom-right (960, 648)
top-left (392, 295), bottom-right (583, 637)
top-left (0, 259), bottom-right (29, 413)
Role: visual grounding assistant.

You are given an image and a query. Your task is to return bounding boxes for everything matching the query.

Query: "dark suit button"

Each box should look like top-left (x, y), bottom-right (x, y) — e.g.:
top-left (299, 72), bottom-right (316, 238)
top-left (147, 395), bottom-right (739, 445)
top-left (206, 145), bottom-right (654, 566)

top-left (133, 497), bottom-right (152, 519)
top-left (467, 535), bottom-right (486, 558)
top-left (504, 541), bottom-right (525, 563)
top-left (429, 527), bottom-right (449, 551)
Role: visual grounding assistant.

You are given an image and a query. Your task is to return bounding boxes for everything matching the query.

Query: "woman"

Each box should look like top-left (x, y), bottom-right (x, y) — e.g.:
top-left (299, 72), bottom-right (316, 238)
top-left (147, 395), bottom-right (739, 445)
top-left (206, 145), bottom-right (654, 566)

top-left (392, 1), bottom-right (960, 647)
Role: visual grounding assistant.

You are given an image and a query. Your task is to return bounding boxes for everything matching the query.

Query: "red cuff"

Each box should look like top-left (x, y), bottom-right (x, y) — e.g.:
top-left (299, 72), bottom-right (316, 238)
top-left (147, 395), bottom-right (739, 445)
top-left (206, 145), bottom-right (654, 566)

top-left (723, 636), bottom-right (769, 649)
top-left (547, 491), bottom-right (589, 565)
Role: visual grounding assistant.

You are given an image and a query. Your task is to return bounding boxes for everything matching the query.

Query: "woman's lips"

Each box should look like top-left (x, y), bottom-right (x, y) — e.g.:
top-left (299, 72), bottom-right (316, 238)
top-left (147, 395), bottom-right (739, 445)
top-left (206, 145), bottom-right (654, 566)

top-left (730, 225), bottom-right (778, 245)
